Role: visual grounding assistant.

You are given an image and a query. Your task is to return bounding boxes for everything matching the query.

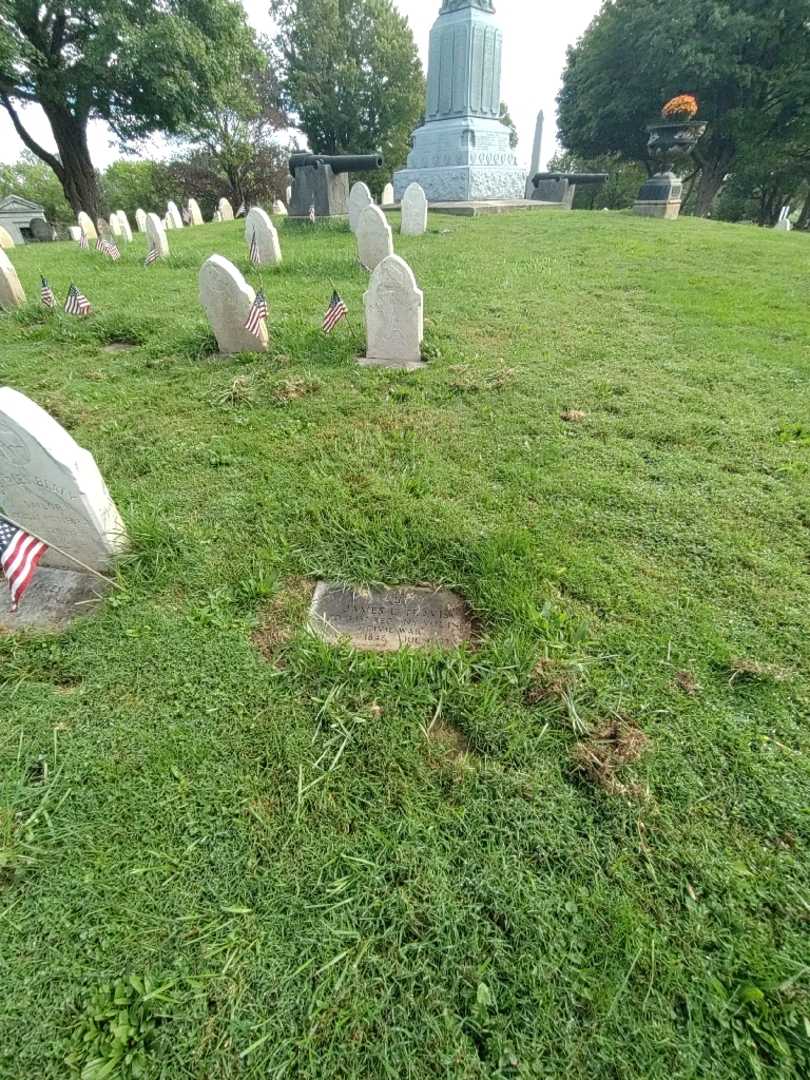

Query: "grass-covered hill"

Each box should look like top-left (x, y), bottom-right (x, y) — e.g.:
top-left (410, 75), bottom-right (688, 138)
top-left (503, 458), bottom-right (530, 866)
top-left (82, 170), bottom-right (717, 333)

top-left (1, 211), bottom-right (809, 1078)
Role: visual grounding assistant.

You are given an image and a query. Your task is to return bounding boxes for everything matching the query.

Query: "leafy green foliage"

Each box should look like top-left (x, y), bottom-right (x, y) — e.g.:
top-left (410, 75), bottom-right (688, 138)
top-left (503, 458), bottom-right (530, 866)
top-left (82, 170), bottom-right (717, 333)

top-left (0, 151), bottom-right (73, 222)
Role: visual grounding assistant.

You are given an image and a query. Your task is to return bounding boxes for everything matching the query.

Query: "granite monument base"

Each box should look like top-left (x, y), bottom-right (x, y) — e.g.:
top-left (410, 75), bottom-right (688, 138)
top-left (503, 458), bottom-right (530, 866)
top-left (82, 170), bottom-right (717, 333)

top-left (633, 172), bottom-right (683, 219)
top-left (632, 200), bottom-right (682, 219)
top-left (289, 164), bottom-right (349, 219)
top-left (426, 199), bottom-right (563, 217)
top-left (0, 568), bottom-right (110, 632)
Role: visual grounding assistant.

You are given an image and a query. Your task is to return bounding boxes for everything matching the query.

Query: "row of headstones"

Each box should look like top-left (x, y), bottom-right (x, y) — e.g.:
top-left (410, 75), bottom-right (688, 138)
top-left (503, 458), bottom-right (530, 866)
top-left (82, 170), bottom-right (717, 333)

top-left (350, 182), bottom-right (428, 272)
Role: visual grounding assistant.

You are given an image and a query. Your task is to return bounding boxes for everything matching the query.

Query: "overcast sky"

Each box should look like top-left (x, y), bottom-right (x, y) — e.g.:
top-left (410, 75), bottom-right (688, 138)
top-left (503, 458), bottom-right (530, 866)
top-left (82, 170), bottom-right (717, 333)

top-left (0, 0), bottom-right (602, 171)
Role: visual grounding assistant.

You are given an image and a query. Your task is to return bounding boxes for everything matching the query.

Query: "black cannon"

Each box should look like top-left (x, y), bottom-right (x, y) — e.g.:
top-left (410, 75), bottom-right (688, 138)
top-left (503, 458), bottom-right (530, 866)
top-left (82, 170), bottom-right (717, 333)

top-left (288, 152), bottom-right (384, 218)
top-left (530, 171), bottom-right (609, 210)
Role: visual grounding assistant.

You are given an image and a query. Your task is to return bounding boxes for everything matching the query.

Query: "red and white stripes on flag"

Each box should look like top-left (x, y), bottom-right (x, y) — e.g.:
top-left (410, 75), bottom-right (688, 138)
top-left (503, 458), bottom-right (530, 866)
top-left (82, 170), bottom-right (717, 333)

top-left (0, 516), bottom-right (48, 611)
top-left (79, 231), bottom-right (89, 250)
top-left (64, 283), bottom-right (92, 317)
top-left (244, 289), bottom-right (268, 338)
top-left (322, 290), bottom-right (348, 334)
top-left (97, 237), bottom-right (121, 261)
top-left (144, 245), bottom-right (159, 267)
top-left (40, 277), bottom-right (56, 309)
top-left (249, 230), bottom-right (260, 266)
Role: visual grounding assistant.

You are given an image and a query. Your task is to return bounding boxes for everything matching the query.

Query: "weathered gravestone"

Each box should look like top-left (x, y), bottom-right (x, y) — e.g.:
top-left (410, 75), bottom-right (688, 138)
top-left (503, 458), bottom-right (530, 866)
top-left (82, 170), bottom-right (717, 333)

top-left (199, 255), bottom-right (269, 354)
top-left (77, 211), bottom-right (97, 241)
top-left (0, 388), bottom-right (127, 630)
top-left (145, 212), bottom-right (169, 258)
top-left (401, 182), bottom-right (428, 236)
top-left (167, 201), bottom-right (184, 229)
top-left (0, 250), bottom-right (26, 310)
top-left (109, 213), bottom-right (123, 237)
top-left (30, 218), bottom-right (57, 242)
top-left (360, 254), bottom-right (424, 371)
top-left (348, 182), bottom-right (373, 233)
top-left (382, 183), bottom-right (395, 206)
top-left (67, 226), bottom-right (82, 242)
top-left (0, 225), bottom-right (14, 249)
top-left (271, 200), bottom-right (288, 216)
top-left (218, 197), bottom-right (235, 222)
top-left (357, 204), bottom-right (393, 271)
top-left (187, 199), bottom-right (203, 226)
top-left (309, 583), bottom-right (473, 652)
top-left (245, 208), bottom-right (282, 266)
top-left (135, 208), bottom-right (148, 232)
top-left (163, 214), bottom-right (174, 231)
top-left (115, 211), bottom-right (133, 242)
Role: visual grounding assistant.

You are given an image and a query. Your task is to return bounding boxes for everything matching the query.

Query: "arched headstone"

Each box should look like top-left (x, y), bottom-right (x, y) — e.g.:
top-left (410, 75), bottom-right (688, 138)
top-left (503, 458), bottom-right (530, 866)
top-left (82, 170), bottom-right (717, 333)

top-left (271, 200), bottom-right (288, 216)
top-left (109, 214), bottom-right (123, 237)
top-left (115, 211), bottom-right (133, 242)
top-left (218, 198), bottom-right (235, 222)
top-left (167, 201), bottom-right (184, 229)
top-left (348, 182), bottom-right (373, 234)
top-left (357, 204), bottom-right (393, 271)
top-left (0, 249), bottom-right (26, 310)
top-left (361, 255), bottom-right (424, 371)
top-left (145, 212), bottom-right (169, 258)
top-left (135, 208), bottom-right (148, 232)
top-left (382, 183), bottom-right (395, 206)
top-left (0, 225), bottom-right (14, 249)
top-left (401, 183), bottom-right (428, 236)
top-left (199, 254), bottom-right (269, 354)
top-left (77, 211), bottom-right (97, 241)
top-left (245, 208), bottom-right (282, 267)
top-left (187, 199), bottom-right (204, 226)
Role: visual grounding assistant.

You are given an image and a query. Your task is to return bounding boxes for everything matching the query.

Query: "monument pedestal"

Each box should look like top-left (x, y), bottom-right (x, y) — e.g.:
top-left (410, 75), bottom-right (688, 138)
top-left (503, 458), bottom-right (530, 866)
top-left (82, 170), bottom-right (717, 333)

top-left (633, 172), bottom-right (684, 220)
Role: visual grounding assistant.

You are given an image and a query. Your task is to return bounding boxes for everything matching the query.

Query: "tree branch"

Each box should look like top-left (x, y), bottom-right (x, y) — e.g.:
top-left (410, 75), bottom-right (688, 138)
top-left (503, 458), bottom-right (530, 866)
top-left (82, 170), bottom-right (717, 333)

top-left (0, 92), bottom-right (64, 178)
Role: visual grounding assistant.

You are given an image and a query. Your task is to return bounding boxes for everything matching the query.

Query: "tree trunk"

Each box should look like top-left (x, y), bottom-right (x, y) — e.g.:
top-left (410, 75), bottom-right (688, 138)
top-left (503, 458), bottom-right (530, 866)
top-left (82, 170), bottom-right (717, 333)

top-left (693, 155), bottom-right (732, 217)
top-left (40, 103), bottom-right (101, 219)
top-left (795, 192), bottom-right (810, 231)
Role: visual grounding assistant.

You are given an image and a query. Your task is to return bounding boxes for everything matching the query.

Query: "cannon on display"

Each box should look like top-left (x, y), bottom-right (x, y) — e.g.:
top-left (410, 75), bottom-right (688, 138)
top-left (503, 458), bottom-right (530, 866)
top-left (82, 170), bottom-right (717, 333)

top-left (530, 172), bottom-right (609, 210)
top-left (288, 153), bottom-right (384, 218)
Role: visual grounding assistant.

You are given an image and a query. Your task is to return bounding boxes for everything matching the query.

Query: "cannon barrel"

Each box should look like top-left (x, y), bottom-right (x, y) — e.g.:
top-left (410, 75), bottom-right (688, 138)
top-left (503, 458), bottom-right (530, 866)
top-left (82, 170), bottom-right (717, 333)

top-left (532, 172), bottom-right (608, 187)
top-left (289, 153), bottom-right (383, 176)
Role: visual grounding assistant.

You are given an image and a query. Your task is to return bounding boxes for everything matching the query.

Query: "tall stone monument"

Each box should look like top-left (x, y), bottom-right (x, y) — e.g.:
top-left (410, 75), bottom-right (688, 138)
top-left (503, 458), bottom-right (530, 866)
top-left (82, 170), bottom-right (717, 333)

top-left (394, 1), bottom-right (525, 203)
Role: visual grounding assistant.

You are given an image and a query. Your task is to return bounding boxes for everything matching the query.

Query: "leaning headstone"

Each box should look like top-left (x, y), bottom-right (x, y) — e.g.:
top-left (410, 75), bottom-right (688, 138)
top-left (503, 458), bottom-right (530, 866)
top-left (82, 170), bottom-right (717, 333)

top-left (77, 211), bottom-right (97, 241)
top-left (67, 226), bottom-right (82, 242)
top-left (145, 212), bottom-right (169, 258)
top-left (401, 183), bottom-right (428, 237)
top-left (30, 218), bottom-right (57, 242)
top-left (198, 254), bottom-right (269, 354)
top-left (348, 182), bottom-right (373, 233)
top-left (218, 197), bottom-right (235, 222)
top-left (245, 208), bottom-right (282, 267)
top-left (135, 208), bottom-right (148, 232)
top-left (115, 211), bottom-right (133, 242)
top-left (357, 204), bottom-right (393, 272)
top-left (0, 250), bottom-right (26, 310)
top-left (382, 183), bottom-right (395, 206)
top-left (271, 200), bottom-right (288, 216)
top-left (0, 225), bottom-right (14, 249)
top-left (360, 254), bottom-right (424, 371)
top-left (167, 201), bottom-right (184, 229)
top-left (187, 198), bottom-right (203, 226)
top-left (309, 583), bottom-right (474, 652)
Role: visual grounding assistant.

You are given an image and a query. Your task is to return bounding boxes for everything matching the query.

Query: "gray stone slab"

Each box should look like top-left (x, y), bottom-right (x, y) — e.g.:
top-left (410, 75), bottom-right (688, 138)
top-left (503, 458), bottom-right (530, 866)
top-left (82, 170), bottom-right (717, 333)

top-left (427, 200), bottom-right (563, 217)
top-left (309, 582), bottom-right (474, 652)
top-left (0, 567), bottom-right (109, 632)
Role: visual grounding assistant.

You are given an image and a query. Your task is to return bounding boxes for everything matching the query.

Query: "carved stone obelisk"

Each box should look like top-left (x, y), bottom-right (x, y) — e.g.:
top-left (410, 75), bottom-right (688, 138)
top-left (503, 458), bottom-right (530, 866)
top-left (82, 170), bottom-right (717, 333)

top-left (394, 1), bottom-right (525, 203)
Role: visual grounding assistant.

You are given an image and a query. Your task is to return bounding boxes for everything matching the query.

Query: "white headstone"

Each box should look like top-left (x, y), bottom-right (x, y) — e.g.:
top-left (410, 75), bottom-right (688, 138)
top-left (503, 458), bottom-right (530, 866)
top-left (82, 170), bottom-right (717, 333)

top-left (67, 226), bottom-right (82, 242)
top-left (0, 249), bottom-right (26, 310)
top-left (525, 110), bottom-right (544, 198)
top-left (164, 214), bottom-right (175, 231)
top-left (245, 208), bottom-right (282, 267)
top-left (271, 200), bottom-right (288, 216)
top-left (135, 208), bottom-right (148, 232)
top-left (775, 206), bottom-right (792, 231)
top-left (77, 211), bottom-right (97, 241)
top-left (286, 185), bottom-right (292, 204)
top-left (145, 212), bottom-right (169, 259)
top-left (115, 211), bottom-right (133, 242)
top-left (187, 199), bottom-right (203, 226)
top-left (348, 182), bottom-right (373, 233)
top-left (109, 213), bottom-right (123, 238)
top-left (401, 183), bottom-right (428, 237)
top-left (0, 387), bottom-right (126, 570)
top-left (357, 204), bottom-right (394, 272)
top-left (167, 201), bottom-right (184, 229)
top-left (382, 183), bottom-right (395, 206)
top-left (361, 254), bottom-right (424, 370)
top-left (212, 210), bottom-right (222, 223)
top-left (218, 198), bottom-right (235, 222)
top-left (0, 225), bottom-right (14, 249)
top-left (199, 254), bottom-right (269, 354)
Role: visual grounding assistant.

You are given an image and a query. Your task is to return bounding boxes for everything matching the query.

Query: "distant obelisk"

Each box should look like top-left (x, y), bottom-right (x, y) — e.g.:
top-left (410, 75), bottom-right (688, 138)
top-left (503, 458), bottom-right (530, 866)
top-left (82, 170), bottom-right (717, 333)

top-left (394, 1), bottom-right (526, 203)
top-left (525, 110), bottom-right (544, 198)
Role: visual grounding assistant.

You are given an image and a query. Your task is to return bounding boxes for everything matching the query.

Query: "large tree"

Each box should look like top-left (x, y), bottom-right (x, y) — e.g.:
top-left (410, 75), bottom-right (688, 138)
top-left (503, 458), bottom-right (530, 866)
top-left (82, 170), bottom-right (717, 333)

top-left (270, 0), bottom-right (424, 186)
top-left (558, 0), bottom-right (810, 216)
top-left (0, 0), bottom-right (261, 220)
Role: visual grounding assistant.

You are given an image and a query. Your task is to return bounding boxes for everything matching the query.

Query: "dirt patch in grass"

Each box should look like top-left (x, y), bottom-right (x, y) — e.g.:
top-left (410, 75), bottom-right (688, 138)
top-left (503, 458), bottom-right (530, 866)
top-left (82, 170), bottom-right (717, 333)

top-left (426, 715), bottom-right (473, 765)
top-left (102, 342), bottom-right (139, 354)
top-left (727, 658), bottom-right (791, 684)
top-left (271, 377), bottom-right (321, 405)
top-left (525, 657), bottom-right (578, 705)
top-left (675, 670), bottom-right (701, 695)
top-left (572, 718), bottom-right (650, 799)
top-left (561, 409), bottom-right (587, 423)
top-left (252, 577), bottom-right (314, 664)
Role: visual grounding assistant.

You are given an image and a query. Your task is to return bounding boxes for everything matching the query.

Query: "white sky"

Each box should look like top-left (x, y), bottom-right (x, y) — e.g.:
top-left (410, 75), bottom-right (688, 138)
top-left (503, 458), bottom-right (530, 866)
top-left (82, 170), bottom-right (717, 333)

top-left (0, 0), bottom-right (601, 171)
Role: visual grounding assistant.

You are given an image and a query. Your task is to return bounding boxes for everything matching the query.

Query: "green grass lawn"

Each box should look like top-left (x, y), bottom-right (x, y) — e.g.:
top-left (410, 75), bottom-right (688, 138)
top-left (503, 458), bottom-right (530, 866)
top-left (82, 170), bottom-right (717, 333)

top-left (1, 209), bottom-right (809, 1079)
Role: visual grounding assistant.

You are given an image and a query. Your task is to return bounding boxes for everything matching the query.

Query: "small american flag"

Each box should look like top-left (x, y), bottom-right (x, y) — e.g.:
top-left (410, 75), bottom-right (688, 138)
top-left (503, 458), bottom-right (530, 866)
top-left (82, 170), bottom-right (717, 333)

top-left (308, 204), bottom-right (316, 224)
top-left (0, 515), bottom-right (47, 612)
top-left (64, 283), bottom-right (92, 317)
top-left (244, 289), bottom-right (268, 338)
top-left (322, 290), bottom-right (348, 334)
top-left (144, 245), bottom-right (159, 267)
top-left (97, 238), bottom-right (120, 261)
top-left (40, 276), bottom-right (56, 309)
top-left (249, 230), bottom-right (260, 266)
top-left (79, 231), bottom-right (89, 250)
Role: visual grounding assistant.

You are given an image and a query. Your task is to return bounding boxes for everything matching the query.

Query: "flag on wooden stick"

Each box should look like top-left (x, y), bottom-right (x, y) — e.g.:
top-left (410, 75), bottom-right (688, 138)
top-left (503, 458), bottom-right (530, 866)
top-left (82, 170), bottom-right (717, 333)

top-left (0, 516), bottom-right (48, 612)
top-left (249, 231), bottom-right (260, 266)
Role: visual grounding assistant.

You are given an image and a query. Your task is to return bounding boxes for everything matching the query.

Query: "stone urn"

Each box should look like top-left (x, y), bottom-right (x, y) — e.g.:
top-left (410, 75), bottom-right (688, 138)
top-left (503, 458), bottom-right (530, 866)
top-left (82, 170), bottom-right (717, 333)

top-left (633, 119), bottom-right (707, 219)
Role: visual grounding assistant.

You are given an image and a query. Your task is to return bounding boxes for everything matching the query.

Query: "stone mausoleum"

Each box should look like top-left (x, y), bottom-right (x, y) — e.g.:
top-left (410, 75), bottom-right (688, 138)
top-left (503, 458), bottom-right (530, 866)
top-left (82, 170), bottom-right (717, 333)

top-left (394, 1), bottom-right (525, 203)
